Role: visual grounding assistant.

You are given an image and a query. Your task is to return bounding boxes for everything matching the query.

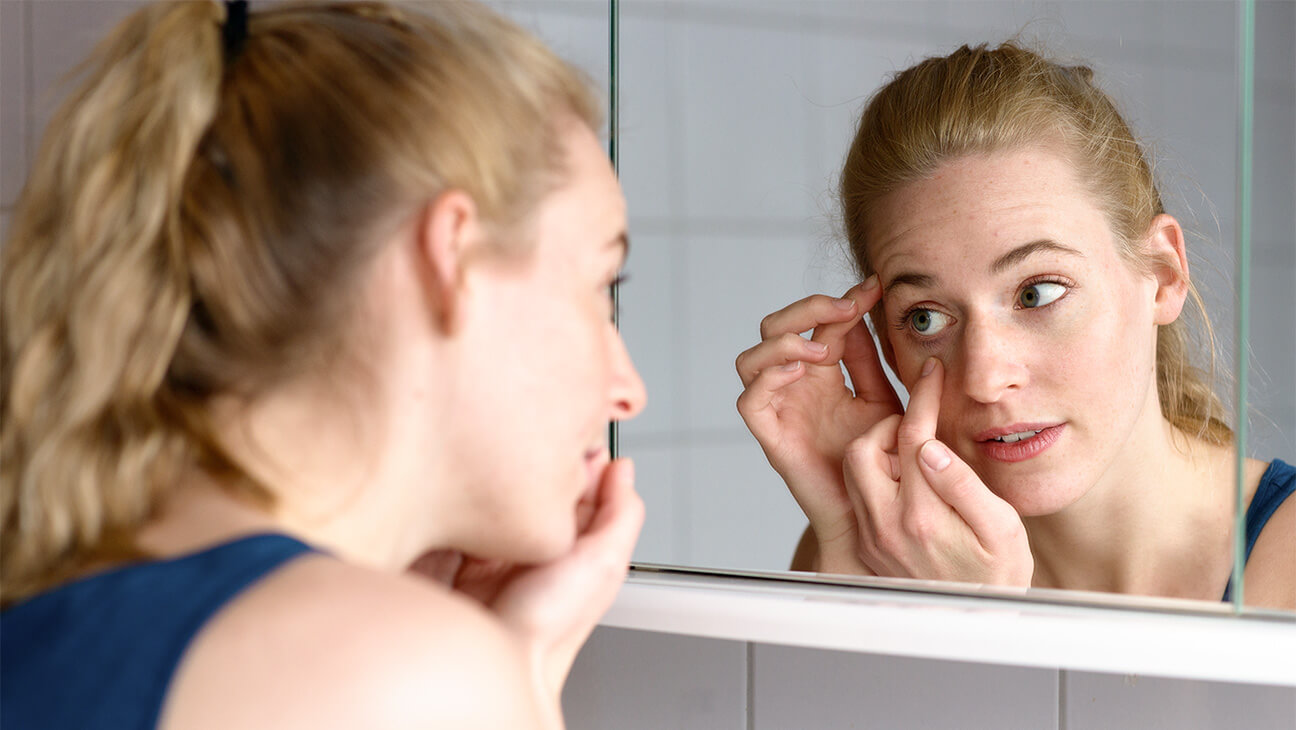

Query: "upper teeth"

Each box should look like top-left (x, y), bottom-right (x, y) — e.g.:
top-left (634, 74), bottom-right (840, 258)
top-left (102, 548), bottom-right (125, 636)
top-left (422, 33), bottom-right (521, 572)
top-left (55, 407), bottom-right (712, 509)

top-left (994, 430), bottom-right (1042, 443)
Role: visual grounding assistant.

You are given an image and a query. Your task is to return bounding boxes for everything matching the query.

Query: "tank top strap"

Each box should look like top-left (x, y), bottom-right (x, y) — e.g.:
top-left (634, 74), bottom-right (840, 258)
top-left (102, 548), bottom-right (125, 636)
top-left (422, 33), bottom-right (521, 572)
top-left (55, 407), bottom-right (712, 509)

top-left (1222, 459), bottom-right (1295, 602)
top-left (1, 533), bottom-right (319, 730)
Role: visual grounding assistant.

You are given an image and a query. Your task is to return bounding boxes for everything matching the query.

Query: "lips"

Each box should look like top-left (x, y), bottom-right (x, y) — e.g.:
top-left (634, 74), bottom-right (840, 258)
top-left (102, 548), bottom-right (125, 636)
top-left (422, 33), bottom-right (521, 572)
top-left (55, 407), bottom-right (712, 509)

top-left (973, 422), bottom-right (1064, 463)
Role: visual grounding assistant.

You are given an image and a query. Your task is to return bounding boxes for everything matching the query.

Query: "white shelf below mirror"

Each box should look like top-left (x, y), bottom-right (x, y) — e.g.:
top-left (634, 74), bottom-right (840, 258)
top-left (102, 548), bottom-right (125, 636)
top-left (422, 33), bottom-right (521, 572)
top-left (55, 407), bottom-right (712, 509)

top-left (604, 569), bottom-right (1296, 687)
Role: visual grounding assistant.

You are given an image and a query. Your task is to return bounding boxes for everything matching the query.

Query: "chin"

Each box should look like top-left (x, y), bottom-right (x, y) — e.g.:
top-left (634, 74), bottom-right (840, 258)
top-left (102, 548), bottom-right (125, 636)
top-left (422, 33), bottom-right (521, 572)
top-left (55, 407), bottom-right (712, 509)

top-left (517, 510), bottom-right (580, 563)
top-left (986, 475), bottom-right (1089, 518)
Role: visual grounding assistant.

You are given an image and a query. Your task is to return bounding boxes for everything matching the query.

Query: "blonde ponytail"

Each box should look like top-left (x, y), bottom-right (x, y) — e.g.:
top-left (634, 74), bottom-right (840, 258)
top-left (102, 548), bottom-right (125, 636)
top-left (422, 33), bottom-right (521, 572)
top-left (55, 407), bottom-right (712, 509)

top-left (2, 0), bottom-right (600, 606)
top-left (2, 2), bottom-right (228, 603)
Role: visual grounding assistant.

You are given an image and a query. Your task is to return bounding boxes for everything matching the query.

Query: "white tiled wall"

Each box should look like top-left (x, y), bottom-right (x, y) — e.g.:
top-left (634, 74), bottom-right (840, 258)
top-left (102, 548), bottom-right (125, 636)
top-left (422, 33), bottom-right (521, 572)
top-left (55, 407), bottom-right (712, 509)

top-left (1063, 670), bottom-right (1296, 729)
top-left (565, 626), bottom-right (1296, 729)
top-left (564, 627), bottom-right (748, 729)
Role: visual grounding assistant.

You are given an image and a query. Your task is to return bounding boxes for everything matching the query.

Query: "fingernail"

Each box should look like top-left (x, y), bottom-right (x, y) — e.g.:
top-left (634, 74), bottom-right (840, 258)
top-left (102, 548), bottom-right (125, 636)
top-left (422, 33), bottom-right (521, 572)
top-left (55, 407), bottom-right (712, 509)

top-left (833, 298), bottom-right (856, 311)
top-left (921, 357), bottom-right (938, 377)
top-left (861, 275), bottom-right (879, 291)
top-left (779, 361), bottom-right (802, 372)
top-left (807, 341), bottom-right (828, 355)
top-left (920, 440), bottom-right (952, 471)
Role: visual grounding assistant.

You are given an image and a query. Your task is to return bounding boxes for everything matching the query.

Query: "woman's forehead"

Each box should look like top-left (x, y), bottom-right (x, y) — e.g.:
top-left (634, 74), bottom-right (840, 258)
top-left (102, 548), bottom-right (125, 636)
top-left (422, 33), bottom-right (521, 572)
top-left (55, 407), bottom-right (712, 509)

top-left (866, 148), bottom-right (1109, 270)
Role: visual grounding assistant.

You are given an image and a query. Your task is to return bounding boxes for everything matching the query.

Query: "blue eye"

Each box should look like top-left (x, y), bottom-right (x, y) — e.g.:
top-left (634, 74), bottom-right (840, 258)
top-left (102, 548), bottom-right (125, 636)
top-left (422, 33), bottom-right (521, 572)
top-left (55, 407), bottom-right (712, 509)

top-left (908, 309), bottom-right (952, 335)
top-left (1018, 282), bottom-right (1066, 309)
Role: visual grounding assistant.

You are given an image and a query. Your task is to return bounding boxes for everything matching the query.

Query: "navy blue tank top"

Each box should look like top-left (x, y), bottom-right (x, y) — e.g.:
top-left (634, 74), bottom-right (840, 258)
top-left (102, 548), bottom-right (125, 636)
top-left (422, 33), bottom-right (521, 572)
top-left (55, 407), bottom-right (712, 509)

top-left (1223, 458), bottom-right (1295, 602)
top-left (1, 533), bottom-right (317, 730)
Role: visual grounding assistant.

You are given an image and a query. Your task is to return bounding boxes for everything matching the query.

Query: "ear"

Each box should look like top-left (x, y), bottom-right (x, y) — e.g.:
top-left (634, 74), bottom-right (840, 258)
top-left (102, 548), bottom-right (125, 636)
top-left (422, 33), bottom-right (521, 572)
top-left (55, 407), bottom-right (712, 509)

top-left (414, 190), bottom-right (484, 335)
top-left (1143, 213), bottom-right (1190, 326)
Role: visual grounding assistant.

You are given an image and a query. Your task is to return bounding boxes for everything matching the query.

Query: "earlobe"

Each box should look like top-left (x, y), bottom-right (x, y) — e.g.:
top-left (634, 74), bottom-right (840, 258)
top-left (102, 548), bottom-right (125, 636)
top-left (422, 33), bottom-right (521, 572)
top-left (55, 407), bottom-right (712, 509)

top-left (415, 190), bottom-right (482, 335)
top-left (1145, 214), bottom-right (1190, 326)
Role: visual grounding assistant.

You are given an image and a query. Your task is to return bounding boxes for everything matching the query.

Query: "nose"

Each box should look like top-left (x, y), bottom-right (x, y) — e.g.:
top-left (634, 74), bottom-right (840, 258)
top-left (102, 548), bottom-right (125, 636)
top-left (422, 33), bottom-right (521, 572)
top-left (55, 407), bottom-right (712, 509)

top-left (609, 329), bottom-right (647, 421)
top-left (956, 316), bottom-right (1028, 404)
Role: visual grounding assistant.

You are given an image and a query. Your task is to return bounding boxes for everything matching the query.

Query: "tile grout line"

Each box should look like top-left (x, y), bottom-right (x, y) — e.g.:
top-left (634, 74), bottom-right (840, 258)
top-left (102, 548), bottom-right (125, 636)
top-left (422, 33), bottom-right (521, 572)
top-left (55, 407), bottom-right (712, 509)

top-left (745, 641), bottom-right (756, 730)
top-left (1058, 669), bottom-right (1068, 730)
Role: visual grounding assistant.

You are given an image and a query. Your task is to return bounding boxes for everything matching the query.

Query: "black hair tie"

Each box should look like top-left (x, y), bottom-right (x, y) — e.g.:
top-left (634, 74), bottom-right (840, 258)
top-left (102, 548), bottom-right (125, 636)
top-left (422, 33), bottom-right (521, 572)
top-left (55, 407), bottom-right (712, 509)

top-left (222, 0), bottom-right (249, 64)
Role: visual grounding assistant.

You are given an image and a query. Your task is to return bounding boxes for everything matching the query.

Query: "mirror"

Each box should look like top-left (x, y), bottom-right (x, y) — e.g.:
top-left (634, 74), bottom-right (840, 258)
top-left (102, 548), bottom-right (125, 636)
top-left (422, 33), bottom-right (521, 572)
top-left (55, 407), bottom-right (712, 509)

top-left (2, 0), bottom-right (1288, 613)
top-left (614, 0), bottom-right (1293, 612)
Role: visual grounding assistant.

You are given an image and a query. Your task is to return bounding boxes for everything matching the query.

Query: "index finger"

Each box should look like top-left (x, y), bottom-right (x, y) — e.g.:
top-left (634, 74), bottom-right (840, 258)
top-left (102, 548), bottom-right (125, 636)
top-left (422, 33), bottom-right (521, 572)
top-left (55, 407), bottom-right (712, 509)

top-left (759, 292), bottom-right (861, 340)
top-left (898, 357), bottom-right (943, 486)
top-left (809, 276), bottom-right (884, 361)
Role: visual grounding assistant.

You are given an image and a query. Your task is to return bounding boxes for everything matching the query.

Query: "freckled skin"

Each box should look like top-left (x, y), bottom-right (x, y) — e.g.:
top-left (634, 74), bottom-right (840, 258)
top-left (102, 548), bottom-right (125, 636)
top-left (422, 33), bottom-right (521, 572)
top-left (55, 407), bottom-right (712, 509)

top-left (866, 147), bottom-right (1164, 518)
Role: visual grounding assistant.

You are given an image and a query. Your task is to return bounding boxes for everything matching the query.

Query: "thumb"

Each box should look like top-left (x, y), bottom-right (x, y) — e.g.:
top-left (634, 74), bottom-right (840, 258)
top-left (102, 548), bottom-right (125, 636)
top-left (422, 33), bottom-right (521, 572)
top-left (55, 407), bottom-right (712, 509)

top-left (576, 458), bottom-right (644, 559)
top-left (917, 439), bottom-right (1015, 540)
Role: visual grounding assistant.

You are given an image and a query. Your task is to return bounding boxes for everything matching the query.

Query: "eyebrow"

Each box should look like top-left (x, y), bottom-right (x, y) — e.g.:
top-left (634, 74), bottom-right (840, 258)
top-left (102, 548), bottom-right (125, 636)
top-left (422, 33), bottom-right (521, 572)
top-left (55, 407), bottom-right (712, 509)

top-left (884, 239), bottom-right (1085, 294)
top-left (883, 272), bottom-right (936, 294)
top-left (991, 239), bottom-right (1084, 274)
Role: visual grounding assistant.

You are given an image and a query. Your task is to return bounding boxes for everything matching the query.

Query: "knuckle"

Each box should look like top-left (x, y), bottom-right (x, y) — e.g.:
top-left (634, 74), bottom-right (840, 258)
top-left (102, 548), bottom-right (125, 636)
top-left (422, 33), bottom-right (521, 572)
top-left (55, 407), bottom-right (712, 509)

top-left (901, 510), bottom-right (938, 542)
top-left (778, 332), bottom-right (808, 351)
top-left (735, 390), bottom-right (753, 414)
top-left (734, 349), bottom-right (749, 374)
top-left (808, 293), bottom-right (835, 311)
top-left (855, 415), bottom-right (901, 451)
top-left (896, 421), bottom-right (927, 447)
top-left (872, 413), bottom-right (903, 436)
top-left (842, 436), bottom-right (873, 468)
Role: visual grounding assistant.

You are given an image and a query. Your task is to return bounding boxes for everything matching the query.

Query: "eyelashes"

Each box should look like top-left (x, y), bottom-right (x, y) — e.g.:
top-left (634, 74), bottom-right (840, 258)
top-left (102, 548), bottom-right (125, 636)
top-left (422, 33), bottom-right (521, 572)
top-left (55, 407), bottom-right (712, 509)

top-left (891, 276), bottom-right (1075, 340)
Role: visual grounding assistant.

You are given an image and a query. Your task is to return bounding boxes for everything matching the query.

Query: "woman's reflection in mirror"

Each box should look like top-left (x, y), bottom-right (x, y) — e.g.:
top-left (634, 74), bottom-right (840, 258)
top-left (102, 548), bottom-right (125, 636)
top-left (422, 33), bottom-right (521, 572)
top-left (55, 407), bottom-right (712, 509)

top-left (735, 43), bottom-right (1294, 609)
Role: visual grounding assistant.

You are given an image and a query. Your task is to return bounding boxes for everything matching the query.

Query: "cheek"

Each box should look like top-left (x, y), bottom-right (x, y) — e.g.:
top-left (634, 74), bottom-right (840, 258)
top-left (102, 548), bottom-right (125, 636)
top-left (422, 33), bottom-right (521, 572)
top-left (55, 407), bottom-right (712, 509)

top-left (1037, 292), bottom-right (1157, 411)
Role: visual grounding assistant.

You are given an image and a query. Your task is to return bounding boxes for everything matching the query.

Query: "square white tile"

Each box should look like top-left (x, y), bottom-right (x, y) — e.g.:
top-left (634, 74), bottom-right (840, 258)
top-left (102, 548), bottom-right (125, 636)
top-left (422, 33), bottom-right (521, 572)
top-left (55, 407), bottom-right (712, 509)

top-left (684, 437), bottom-right (810, 573)
top-left (683, 231), bottom-right (822, 434)
top-left (675, 11), bottom-right (817, 222)
top-left (622, 442), bottom-right (680, 566)
top-left (752, 644), bottom-right (1059, 730)
top-left (1, 0), bottom-right (29, 209)
top-left (619, 232), bottom-right (681, 438)
top-left (564, 626), bottom-right (748, 730)
top-left (1063, 671), bottom-right (1296, 730)
top-left (619, 2), bottom-right (678, 222)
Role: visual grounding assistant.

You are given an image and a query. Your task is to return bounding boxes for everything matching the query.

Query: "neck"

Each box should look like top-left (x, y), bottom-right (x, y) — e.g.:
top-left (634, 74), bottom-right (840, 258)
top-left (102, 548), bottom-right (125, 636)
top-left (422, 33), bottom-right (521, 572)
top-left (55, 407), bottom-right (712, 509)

top-left (1023, 412), bottom-right (1236, 600)
top-left (138, 369), bottom-right (455, 573)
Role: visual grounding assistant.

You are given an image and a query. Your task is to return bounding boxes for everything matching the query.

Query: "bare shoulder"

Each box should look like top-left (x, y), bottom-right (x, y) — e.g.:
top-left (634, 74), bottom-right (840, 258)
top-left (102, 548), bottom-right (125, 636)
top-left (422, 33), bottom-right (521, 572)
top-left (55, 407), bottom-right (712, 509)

top-left (1242, 459), bottom-right (1296, 610)
top-left (160, 554), bottom-right (542, 730)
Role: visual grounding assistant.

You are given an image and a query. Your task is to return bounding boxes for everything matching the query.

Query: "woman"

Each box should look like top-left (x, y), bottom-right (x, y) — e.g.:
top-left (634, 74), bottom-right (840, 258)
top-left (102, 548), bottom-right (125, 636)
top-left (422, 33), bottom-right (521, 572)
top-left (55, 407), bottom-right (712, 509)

top-left (1, 1), bottom-right (645, 728)
top-left (735, 43), bottom-right (1294, 608)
